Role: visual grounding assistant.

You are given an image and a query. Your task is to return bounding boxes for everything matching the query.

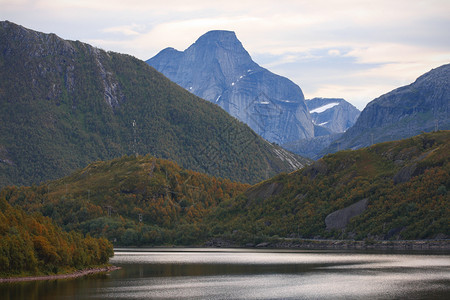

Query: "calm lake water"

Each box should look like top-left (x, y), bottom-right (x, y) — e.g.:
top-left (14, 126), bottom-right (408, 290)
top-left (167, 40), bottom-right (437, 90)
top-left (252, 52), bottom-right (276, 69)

top-left (2, 248), bottom-right (450, 299)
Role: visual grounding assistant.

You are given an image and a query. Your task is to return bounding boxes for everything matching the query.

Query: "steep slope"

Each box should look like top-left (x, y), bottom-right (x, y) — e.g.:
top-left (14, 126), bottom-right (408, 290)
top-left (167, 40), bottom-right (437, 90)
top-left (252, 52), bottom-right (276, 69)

top-left (210, 131), bottom-right (449, 242)
top-left (2, 155), bottom-right (250, 246)
top-left (306, 98), bottom-right (360, 133)
top-left (0, 21), bottom-right (309, 186)
top-left (325, 64), bottom-right (450, 154)
top-left (147, 30), bottom-right (314, 145)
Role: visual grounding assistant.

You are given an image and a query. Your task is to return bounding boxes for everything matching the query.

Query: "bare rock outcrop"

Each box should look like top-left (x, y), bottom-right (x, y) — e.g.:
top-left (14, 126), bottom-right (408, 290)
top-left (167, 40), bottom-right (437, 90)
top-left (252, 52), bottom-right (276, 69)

top-left (325, 198), bottom-right (369, 230)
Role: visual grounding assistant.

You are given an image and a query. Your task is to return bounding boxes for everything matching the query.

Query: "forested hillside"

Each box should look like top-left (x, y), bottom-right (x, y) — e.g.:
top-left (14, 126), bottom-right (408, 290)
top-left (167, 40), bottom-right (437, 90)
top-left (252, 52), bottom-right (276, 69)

top-left (2, 132), bottom-right (448, 247)
top-left (1, 155), bottom-right (249, 246)
top-left (0, 21), bottom-right (308, 187)
top-left (209, 131), bottom-right (449, 243)
top-left (0, 196), bottom-right (113, 277)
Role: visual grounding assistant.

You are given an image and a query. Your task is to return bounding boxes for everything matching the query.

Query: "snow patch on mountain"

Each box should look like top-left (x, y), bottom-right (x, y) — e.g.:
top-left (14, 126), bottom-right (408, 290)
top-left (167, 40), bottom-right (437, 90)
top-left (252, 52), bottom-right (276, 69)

top-left (309, 102), bottom-right (340, 114)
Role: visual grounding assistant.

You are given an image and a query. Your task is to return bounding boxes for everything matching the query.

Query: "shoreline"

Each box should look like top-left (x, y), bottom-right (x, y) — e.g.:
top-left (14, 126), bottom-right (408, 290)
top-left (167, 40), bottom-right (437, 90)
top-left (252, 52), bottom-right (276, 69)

top-left (114, 239), bottom-right (450, 252)
top-left (0, 266), bottom-right (121, 283)
top-left (204, 238), bottom-right (450, 251)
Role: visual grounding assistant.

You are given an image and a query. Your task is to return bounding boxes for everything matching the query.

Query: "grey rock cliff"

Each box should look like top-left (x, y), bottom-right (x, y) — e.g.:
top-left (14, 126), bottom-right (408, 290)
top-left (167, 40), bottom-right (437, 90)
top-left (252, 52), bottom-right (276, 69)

top-left (147, 30), bottom-right (314, 145)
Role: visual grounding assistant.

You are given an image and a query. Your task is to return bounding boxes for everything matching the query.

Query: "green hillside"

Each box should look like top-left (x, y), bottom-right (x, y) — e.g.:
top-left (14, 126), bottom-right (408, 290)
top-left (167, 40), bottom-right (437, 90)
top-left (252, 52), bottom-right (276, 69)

top-left (2, 132), bottom-right (448, 248)
top-left (0, 195), bottom-right (113, 277)
top-left (1, 155), bottom-right (249, 246)
top-left (209, 131), bottom-right (449, 243)
top-left (0, 21), bottom-right (308, 187)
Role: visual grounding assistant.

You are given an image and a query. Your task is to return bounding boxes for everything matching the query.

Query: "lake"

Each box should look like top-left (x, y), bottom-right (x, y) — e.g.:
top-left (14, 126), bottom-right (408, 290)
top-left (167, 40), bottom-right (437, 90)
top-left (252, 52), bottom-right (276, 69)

top-left (2, 248), bottom-right (449, 299)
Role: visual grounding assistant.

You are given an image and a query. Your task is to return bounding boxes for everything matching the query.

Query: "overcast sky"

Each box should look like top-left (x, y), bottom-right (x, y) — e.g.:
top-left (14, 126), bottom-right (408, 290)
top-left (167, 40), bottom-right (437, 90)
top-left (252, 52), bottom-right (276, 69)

top-left (1, 0), bottom-right (449, 109)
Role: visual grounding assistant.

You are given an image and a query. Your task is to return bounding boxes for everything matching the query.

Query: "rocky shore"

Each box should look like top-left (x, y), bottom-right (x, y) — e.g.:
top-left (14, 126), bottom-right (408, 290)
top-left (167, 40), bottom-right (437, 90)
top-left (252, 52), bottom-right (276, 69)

top-left (205, 238), bottom-right (450, 251)
top-left (0, 266), bottom-right (121, 283)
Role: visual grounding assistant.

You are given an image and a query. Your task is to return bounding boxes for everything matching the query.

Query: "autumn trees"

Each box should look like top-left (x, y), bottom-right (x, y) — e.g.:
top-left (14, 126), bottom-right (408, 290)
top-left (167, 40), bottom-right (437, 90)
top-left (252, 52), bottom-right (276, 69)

top-left (0, 196), bottom-right (113, 277)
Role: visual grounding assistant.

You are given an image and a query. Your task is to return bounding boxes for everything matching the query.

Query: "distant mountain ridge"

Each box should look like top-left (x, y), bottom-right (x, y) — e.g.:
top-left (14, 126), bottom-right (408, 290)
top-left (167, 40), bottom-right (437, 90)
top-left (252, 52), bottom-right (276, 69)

top-left (324, 64), bottom-right (450, 154)
top-left (0, 21), bottom-right (309, 186)
top-left (147, 30), bottom-right (315, 145)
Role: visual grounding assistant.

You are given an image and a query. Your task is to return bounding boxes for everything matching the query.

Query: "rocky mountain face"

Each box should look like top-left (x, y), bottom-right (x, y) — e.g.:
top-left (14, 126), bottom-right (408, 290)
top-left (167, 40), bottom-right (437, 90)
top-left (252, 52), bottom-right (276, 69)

top-left (324, 64), bottom-right (450, 154)
top-left (306, 98), bottom-right (360, 133)
top-left (0, 21), bottom-right (309, 186)
top-left (147, 30), bottom-right (314, 145)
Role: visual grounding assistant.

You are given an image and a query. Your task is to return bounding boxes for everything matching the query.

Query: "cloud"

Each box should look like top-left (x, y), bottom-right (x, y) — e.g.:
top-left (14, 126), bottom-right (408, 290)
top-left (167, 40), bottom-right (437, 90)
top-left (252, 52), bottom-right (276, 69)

top-left (102, 24), bottom-right (145, 36)
top-left (328, 49), bottom-right (341, 56)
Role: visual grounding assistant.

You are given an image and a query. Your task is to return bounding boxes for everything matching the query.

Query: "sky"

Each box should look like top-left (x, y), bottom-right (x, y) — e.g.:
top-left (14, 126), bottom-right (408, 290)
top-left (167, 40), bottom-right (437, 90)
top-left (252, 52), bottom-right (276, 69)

top-left (1, 0), bottom-right (449, 110)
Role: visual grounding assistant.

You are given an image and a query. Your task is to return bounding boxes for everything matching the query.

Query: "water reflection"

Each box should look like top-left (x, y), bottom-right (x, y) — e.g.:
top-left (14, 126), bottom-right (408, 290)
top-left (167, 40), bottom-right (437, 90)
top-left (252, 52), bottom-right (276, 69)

top-left (1, 249), bottom-right (449, 300)
top-left (1, 273), bottom-right (109, 300)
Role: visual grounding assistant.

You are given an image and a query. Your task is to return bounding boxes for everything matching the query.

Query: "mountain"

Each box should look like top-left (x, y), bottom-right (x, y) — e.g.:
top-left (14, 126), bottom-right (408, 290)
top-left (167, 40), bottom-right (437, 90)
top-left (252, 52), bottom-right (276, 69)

top-left (325, 64), bottom-right (450, 154)
top-left (211, 130), bottom-right (449, 242)
top-left (281, 98), bottom-right (360, 159)
top-left (0, 21), bottom-right (309, 187)
top-left (305, 98), bottom-right (360, 133)
top-left (147, 30), bottom-right (314, 145)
